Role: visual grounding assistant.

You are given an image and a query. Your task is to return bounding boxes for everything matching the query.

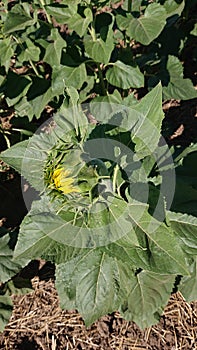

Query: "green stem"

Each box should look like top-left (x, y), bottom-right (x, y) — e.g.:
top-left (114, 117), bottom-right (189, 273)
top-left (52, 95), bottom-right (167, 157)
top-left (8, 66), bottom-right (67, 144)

top-left (3, 134), bottom-right (11, 148)
top-left (128, 0), bottom-right (132, 12)
top-left (73, 209), bottom-right (79, 226)
top-left (113, 164), bottom-right (119, 193)
top-left (97, 63), bottom-right (106, 96)
top-left (39, 0), bottom-right (52, 24)
top-left (29, 59), bottom-right (40, 77)
top-left (88, 26), bottom-right (97, 41)
top-left (12, 36), bottom-right (41, 76)
top-left (97, 175), bottom-right (110, 180)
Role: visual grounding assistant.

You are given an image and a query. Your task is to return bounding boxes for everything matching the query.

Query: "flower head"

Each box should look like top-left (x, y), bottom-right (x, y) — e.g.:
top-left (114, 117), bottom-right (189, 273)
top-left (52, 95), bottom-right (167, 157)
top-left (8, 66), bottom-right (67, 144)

top-left (52, 168), bottom-right (79, 194)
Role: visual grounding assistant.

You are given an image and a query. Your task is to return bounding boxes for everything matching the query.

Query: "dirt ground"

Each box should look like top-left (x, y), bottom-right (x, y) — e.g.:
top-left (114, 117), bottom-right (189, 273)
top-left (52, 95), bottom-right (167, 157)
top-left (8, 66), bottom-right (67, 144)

top-left (0, 261), bottom-right (197, 350)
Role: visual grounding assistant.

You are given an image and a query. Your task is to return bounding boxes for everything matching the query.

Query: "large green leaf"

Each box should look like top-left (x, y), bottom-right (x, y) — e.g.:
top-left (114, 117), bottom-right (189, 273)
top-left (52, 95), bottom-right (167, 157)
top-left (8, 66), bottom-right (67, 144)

top-left (13, 192), bottom-right (188, 277)
top-left (52, 63), bottom-right (87, 93)
top-left (92, 84), bottom-right (165, 158)
top-left (131, 211), bottom-right (188, 275)
top-left (167, 211), bottom-right (197, 255)
top-left (3, 3), bottom-right (35, 34)
top-left (90, 84), bottom-right (164, 160)
top-left (119, 267), bottom-right (176, 329)
top-left (180, 257), bottom-right (197, 302)
top-left (56, 246), bottom-right (177, 328)
top-left (12, 197), bottom-right (83, 264)
top-left (56, 250), bottom-right (120, 325)
top-left (14, 195), bottom-right (137, 253)
top-left (106, 60), bottom-right (144, 89)
top-left (28, 87), bottom-right (55, 120)
top-left (117, 3), bottom-right (166, 46)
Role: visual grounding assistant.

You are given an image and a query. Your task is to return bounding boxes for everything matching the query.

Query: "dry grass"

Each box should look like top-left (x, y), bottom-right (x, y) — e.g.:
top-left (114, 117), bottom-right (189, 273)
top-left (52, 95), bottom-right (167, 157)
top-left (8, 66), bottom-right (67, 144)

top-left (0, 274), bottom-right (197, 350)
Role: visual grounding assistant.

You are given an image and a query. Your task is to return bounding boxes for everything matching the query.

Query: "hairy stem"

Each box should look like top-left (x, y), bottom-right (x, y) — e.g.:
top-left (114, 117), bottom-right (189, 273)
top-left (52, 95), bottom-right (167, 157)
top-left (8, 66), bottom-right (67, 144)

top-left (97, 63), bottom-right (106, 96)
top-left (113, 164), bottom-right (119, 193)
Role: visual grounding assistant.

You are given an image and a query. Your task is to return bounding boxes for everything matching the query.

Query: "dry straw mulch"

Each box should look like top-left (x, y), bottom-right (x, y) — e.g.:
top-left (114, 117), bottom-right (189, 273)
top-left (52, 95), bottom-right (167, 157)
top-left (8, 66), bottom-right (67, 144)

top-left (0, 269), bottom-right (197, 350)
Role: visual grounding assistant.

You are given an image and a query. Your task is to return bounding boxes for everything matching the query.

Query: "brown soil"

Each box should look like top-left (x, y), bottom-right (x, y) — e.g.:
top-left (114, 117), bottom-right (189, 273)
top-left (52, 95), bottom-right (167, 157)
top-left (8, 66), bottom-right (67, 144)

top-left (0, 267), bottom-right (197, 350)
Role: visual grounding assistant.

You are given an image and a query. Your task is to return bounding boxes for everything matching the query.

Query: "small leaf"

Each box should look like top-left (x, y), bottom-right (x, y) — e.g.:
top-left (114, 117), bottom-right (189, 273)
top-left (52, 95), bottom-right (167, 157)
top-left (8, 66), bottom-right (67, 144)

top-left (162, 56), bottom-right (197, 100)
top-left (14, 96), bottom-right (34, 120)
top-left (67, 8), bottom-right (93, 37)
top-left (84, 26), bottom-right (114, 64)
top-left (3, 71), bottom-right (32, 107)
top-left (1, 139), bottom-right (29, 174)
top-left (28, 87), bottom-right (55, 119)
top-left (164, 0), bottom-right (185, 18)
top-left (122, 93), bottom-right (138, 107)
top-left (79, 75), bottom-right (95, 102)
top-left (1, 133), bottom-right (54, 192)
top-left (190, 23), bottom-right (197, 36)
top-left (18, 38), bottom-right (40, 63)
top-left (90, 90), bottom-right (122, 121)
top-left (45, 4), bottom-right (77, 24)
top-left (106, 60), bottom-right (144, 89)
top-left (163, 78), bottom-right (197, 100)
top-left (131, 83), bottom-right (164, 158)
top-left (125, 3), bottom-right (167, 45)
top-left (43, 28), bottom-right (67, 67)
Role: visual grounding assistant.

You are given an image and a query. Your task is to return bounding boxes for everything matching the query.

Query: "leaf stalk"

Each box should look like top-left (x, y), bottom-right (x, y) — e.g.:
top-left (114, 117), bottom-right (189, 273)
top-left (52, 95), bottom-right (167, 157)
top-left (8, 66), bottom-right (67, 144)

top-left (97, 63), bottom-right (106, 96)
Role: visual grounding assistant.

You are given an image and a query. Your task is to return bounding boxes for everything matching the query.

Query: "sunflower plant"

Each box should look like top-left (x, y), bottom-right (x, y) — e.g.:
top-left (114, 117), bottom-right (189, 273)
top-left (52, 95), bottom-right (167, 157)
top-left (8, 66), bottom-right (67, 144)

top-left (1, 83), bottom-right (197, 329)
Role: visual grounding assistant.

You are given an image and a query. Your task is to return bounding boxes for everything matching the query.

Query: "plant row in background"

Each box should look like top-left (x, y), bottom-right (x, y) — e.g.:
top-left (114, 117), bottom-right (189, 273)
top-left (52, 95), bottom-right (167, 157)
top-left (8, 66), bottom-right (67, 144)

top-left (0, 0), bottom-right (196, 123)
top-left (0, 0), bottom-right (197, 332)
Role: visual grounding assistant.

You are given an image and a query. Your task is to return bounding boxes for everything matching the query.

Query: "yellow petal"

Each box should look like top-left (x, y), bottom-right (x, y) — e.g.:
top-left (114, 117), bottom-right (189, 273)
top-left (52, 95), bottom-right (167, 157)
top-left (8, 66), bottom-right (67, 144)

top-left (59, 185), bottom-right (79, 194)
top-left (51, 167), bottom-right (79, 194)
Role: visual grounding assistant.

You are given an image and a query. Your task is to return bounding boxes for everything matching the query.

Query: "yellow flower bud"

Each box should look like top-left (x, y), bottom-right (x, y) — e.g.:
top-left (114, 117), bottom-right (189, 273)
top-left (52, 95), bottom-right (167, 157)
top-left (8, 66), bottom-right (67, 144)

top-left (52, 168), bottom-right (79, 194)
